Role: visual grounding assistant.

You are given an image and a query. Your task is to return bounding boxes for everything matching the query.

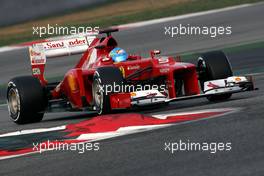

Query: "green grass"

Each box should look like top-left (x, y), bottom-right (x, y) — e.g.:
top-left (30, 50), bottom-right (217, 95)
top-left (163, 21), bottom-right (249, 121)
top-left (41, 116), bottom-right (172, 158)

top-left (0, 0), bottom-right (263, 46)
top-left (85, 0), bottom-right (262, 27)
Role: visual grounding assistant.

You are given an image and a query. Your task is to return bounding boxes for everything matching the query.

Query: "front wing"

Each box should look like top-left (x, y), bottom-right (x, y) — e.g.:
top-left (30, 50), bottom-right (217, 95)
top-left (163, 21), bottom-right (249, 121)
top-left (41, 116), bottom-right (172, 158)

top-left (110, 76), bottom-right (257, 109)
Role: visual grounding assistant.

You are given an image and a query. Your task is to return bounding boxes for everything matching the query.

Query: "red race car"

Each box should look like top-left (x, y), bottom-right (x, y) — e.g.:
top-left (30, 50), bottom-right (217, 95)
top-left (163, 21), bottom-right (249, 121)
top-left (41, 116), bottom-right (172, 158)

top-left (7, 28), bottom-right (256, 124)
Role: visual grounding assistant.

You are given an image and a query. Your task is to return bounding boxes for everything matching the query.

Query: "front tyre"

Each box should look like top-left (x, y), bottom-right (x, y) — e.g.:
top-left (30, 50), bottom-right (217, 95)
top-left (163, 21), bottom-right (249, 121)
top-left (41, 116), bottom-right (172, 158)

top-left (92, 67), bottom-right (124, 115)
top-left (197, 51), bottom-right (233, 101)
top-left (7, 76), bottom-right (47, 124)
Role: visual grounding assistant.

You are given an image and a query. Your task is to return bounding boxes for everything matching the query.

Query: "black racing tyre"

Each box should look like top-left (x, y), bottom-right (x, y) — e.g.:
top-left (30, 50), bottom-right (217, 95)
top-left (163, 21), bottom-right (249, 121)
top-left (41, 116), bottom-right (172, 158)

top-left (7, 76), bottom-right (47, 124)
top-left (92, 67), bottom-right (124, 115)
top-left (197, 51), bottom-right (233, 101)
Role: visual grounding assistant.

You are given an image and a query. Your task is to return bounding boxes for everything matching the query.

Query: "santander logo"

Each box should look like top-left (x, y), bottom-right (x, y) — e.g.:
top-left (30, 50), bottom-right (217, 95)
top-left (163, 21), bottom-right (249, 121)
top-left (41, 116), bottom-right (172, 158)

top-left (44, 41), bottom-right (65, 49)
top-left (30, 50), bottom-right (41, 56)
top-left (44, 38), bottom-right (87, 49)
top-left (68, 39), bottom-right (86, 47)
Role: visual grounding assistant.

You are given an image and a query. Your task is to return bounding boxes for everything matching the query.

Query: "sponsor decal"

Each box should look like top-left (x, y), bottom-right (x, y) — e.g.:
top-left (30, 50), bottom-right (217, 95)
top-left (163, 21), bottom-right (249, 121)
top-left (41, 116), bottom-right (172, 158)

top-left (68, 39), bottom-right (87, 47)
top-left (159, 68), bottom-right (170, 73)
top-left (235, 77), bottom-right (242, 82)
top-left (130, 92), bottom-right (137, 97)
top-left (146, 92), bottom-right (158, 98)
top-left (30, 50), bottom-right (41, 57)
top-left (29, 45), bottom-right (46, 65)
top-left (127, 65), bottom-right (140, 70)
top-left (43, 38), bottom-right (87, 50)
top-left (158, 57), bottom-right (169, 64)
top-left (68, 74), bottom-right (79, 92)
top-left (207, 82), bottom-right (220, 89)
top-left (44, 41), bottom-right (65, 49)
top-left (32, 68), bottom-right (41, 75)
top-left (119, 66), bottom-right (125, 77)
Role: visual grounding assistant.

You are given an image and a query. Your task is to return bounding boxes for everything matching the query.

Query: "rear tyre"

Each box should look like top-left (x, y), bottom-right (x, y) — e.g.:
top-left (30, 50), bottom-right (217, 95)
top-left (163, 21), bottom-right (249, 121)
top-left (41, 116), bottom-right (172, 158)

top-left (197, 51), bottom-right (233, 101)
top-left (92, 67), bottom-right (124, 115)
top-left (7, 76), bottom-right (47, 124)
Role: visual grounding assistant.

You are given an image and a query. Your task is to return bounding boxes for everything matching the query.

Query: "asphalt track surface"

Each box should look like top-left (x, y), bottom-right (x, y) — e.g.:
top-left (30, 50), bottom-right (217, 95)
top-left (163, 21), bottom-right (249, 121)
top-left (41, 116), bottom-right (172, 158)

top-left (0, 0), bottom-right (108, 26)
top-left (0, 3), bottom-right (264, 176)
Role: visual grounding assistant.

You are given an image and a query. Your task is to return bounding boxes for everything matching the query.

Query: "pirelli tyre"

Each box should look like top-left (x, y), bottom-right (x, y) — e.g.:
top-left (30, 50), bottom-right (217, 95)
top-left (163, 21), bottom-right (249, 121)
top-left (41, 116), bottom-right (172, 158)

top-left (92, 67), bottom-right (124, 115)
top-left (197, 51), bottom-right (233, 101)
top-left (7, 76), bottom-right (47, 124)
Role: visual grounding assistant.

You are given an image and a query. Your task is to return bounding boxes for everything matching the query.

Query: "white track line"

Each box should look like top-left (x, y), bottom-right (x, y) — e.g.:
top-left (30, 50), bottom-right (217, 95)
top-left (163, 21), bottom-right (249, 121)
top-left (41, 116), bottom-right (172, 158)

top-left (0, 104), bottom-right (7, 107)
top-left (116, 4), bottom-right (252, 28)
top-left (0, 151), bottom-right (40, 160)
top-left (0, 108), bottom-right (239, 160)
top-left (0, 46), bottom-right (26, 53)
top-left (0, 108), bottom-right (238, 138)
top-left (0, 125), bottom-right (66, 138)
top-left (0, 3), bottom-right (254, 53)
top-left (151, 108), bottom-right (236, 119)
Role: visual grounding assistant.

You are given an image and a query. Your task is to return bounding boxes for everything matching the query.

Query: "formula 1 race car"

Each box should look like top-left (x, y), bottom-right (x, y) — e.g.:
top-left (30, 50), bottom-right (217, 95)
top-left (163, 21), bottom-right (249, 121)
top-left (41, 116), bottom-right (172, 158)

top-left (6, 28), bottom-right (256, 124)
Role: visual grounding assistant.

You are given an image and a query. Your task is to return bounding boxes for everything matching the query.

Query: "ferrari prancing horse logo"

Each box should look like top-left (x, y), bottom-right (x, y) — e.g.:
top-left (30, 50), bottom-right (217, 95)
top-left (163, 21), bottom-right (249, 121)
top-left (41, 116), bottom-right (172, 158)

top-left (119, 66), bottom-right (125, 77)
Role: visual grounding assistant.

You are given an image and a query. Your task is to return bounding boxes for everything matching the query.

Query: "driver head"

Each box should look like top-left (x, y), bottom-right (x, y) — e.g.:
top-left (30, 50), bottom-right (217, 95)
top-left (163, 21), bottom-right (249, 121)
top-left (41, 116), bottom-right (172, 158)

top-left (109, 47), bottom-right (128, 62)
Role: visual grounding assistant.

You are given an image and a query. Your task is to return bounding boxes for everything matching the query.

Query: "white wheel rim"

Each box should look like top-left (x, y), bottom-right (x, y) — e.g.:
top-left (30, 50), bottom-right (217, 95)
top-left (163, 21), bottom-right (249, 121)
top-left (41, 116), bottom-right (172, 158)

top-left (8, 88), bottom-right (20, 116)
top-left (92, 79), bottom-right (103, 114)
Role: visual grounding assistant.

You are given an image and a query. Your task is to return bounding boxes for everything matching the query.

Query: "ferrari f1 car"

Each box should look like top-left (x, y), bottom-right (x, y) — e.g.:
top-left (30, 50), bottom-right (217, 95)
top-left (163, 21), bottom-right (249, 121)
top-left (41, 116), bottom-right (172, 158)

top-left (7, 28), bottom-right (256, 124)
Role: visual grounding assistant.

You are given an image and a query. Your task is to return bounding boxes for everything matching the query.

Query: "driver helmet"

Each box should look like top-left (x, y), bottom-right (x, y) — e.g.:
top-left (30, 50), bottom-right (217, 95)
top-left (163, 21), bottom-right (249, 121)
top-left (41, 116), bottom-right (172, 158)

top-left (109, 47), bottom-right (128, 62)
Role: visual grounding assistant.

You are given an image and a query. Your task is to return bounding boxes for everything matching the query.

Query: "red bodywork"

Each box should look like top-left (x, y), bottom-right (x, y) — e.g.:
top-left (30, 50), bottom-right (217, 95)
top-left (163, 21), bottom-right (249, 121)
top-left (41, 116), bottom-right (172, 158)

top-left (34, 33), bottom-right (200, 110)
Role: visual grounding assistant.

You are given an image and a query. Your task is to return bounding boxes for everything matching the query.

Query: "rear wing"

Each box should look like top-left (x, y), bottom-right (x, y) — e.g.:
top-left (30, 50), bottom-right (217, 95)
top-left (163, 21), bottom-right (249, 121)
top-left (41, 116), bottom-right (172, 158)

top-left (28, 33), bottom-right (97, 84)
